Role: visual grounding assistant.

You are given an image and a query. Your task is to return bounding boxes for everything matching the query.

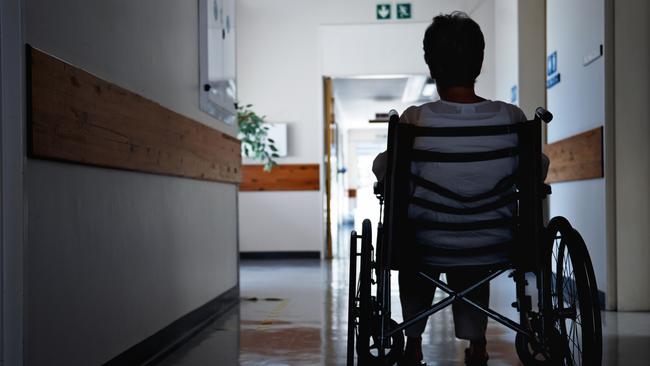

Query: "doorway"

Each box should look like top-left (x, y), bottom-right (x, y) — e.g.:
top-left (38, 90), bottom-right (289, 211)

top-left (323, 74), bottom-right (437, 259)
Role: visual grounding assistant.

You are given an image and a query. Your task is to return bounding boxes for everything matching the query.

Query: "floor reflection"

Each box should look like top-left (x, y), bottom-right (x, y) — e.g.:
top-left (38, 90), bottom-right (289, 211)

top-left (157, 258), bottom-right (650, 366)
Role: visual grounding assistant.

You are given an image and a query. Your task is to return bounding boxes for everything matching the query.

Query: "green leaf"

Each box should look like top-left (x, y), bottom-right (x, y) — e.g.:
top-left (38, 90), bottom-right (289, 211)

top-left (236, 103), bottom-right (280, 171)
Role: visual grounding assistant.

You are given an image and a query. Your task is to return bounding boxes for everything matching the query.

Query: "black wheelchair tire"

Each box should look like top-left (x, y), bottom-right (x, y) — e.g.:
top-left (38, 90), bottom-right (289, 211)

top-left (356, 219), bottom-right (374, 363)
top-left (347, 230), bottom-right (358, 366)
top-left (515, 329), bottom-right (564, 366)
top-left (515, 333), bottom-right (548, 366)
top-left (573, 226), bottom-right (603, 364)
top-left (356, 319), bottom-right (405, 366)
top-left (543, 217), bottom-right (602, 366)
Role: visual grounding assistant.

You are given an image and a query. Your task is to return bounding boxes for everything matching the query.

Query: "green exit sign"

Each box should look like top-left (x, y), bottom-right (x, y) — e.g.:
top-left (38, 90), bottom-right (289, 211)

top-left (376, 4), bottom-right (391, 20)
top-left (397, 3), bottom-right (412, 19)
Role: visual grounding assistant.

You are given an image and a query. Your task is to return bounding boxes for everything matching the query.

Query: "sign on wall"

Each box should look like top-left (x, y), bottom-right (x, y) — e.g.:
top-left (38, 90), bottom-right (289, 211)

top-left (547, 51), bottom-right (561, 89)
top-left (396, 3), bottom-right (412, 19)
top-left (376, 3), bottom-right (412, 20)
top-left (376, 4), bottom-right (391, 20)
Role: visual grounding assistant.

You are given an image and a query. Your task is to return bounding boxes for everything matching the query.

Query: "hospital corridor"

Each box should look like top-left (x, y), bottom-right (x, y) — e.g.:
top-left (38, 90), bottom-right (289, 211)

top-left (0, 0), bottom-right (649, 365)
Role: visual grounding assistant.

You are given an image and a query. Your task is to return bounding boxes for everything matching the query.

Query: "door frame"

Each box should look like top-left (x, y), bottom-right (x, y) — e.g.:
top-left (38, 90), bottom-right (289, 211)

top-left (323, 76), bottom-right (334, 259)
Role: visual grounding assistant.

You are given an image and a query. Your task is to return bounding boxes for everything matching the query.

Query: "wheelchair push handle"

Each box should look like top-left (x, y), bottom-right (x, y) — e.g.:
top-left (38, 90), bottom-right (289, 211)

top-left (534, 107), bottom-right (553, 123)
top-left (373, 181), bottom-right (384, 198)
top-left (388, 109), bottom-right (400, 123)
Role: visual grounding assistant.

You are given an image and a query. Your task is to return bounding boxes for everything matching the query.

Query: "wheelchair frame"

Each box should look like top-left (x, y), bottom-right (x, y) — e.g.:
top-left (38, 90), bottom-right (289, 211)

top-left (347, 108), bottom-right (602, 366)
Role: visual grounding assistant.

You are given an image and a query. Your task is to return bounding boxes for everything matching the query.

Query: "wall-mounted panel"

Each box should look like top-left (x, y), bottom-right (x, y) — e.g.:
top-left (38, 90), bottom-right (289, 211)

top-left (199, 0), bottom-right (237, 123)
top-left (240, 164), bottom-right (320, 191)
top-left (27, 46), bottom-right (241, 184)
top-left (544, 127), bottom-right (603, 183)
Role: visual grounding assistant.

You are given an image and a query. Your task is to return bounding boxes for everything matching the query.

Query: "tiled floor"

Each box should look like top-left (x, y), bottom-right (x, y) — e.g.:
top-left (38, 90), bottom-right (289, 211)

top-left (158, 259), bottom-right (650, 366)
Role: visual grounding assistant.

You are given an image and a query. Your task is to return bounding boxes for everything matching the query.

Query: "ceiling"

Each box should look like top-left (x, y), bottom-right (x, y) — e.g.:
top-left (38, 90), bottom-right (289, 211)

top-left (332, 75), bottom-right (438, 129)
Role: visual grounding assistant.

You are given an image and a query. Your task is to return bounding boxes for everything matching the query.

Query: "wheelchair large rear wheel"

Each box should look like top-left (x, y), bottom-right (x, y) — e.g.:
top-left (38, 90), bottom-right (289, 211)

top-left (355, 220), bottom-right (374, 361)
top-left (542, 217), bottom-right (602, 366)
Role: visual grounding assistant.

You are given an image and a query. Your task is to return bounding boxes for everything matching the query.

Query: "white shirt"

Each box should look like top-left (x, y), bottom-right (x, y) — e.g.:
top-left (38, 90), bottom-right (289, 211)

top-left (373, 100), bottom-right (547, 266)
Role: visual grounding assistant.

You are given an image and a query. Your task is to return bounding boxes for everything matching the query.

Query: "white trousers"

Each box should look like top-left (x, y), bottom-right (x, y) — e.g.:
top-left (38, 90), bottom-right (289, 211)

top-left (399, 269), bottom-right (490, 340)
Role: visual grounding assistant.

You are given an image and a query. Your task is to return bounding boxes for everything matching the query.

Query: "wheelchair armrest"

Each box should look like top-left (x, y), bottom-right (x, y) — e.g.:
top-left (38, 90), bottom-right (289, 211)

top-left (374, 181), bottom-right (384, 198)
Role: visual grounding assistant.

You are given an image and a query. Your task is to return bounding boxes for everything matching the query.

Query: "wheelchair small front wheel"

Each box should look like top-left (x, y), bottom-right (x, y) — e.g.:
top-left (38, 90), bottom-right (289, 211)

top-left (542, 217), bottom-right (602, 366)
top-left (356, 319), bottom-right (404, 366)
top-left (515, 332), bottom-right (555, 365)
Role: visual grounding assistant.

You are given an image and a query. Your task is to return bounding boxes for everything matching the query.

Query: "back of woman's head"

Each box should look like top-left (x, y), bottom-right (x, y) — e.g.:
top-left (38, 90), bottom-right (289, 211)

top-left (423, 11), bottom-right (485, 89)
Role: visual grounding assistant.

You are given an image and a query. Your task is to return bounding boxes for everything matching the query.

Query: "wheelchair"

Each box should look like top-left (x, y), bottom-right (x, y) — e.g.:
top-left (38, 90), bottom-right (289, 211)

top-left (346, 108), bottom-right (602, 365)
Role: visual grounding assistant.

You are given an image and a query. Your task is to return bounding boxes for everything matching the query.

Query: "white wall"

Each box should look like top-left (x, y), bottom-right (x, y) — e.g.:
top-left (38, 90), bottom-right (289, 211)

top-left (546, 0), bottom-right (607, 293)
top-left (493, 0), bottom-right (518, 104)
top-left (516, 0), bottom-right (546, 118)
top-left (319, 23), bottom-right (430, 77)
top-left (469, 0), bottom-right (496, 99)
top-left (612, 0), bottom-right (650, 311)
top-left (239, 192), bottom-right (322, 252)
top-left (24, 0), bottom-right (239, 364)
top-left (237, 0), bottom-right (497, 254)
top-left (237, 0), bottom-right (322, 253)
top-left (26, 162), bottom-right (238, 365)
top-left (25, 0), bottom-right (236, 137)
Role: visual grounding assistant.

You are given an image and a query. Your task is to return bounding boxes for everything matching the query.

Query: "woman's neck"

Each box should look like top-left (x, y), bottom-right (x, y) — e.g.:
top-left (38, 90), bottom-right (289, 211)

top-left (437, 85), bottom-right (485, 104)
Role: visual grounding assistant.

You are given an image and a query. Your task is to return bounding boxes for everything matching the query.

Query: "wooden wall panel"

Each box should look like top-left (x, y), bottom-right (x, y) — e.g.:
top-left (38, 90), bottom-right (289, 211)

top-left (27, 46), bottom-right (241, 183)
top-left (544, 126), bottom-right (603, 183)
top-left (240, 164), bottom-right (320, 191)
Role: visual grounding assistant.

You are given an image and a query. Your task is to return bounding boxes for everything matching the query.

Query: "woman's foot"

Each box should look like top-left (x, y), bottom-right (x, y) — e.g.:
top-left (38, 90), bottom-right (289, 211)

top-left (464, 339), bottom-right (489, 366)
top-left (399, 336), bottom-right (426, 366)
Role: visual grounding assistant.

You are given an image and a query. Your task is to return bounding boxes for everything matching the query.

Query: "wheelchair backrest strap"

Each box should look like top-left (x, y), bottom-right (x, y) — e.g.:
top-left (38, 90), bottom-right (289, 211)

top-left (416, 241), bottom-right (514, 257)
top-left (410, 123), bottom-right (525, 137)
top-left (411, 147), bottom-right (519, 163)
top-left (411, 217), bottom-right (517, 231)
top-left (410, 173), bottom-right (517, 203)
top-left (410, 191), bottom-right (519, 215)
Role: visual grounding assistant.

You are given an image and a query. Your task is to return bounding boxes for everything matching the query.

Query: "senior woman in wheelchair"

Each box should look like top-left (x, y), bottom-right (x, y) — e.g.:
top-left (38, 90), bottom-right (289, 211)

top-left (372, 12), bottom-right (548, 366)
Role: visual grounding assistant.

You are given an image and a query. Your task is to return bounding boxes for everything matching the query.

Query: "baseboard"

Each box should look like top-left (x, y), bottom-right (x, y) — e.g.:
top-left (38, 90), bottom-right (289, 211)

top-left (103, 286), bottom-right (239, 366)
top-left (240, 251), bottom-right (320, 260)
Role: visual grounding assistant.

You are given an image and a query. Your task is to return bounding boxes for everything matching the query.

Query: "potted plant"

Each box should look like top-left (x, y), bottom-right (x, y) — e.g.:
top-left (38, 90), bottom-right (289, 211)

top-left (237, 104), bottom-right (279, 171)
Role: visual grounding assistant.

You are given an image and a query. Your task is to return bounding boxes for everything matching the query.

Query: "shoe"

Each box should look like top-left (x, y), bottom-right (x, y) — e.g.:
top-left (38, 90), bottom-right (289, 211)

top-left (464, 346), bottom-right (489, 366)
top-left (398, 337), bottom-right (427, 366)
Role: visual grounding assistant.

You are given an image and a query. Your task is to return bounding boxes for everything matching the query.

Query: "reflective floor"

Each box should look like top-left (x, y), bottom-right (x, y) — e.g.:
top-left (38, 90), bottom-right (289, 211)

top-left (158, 259), bottom-right (650, 366)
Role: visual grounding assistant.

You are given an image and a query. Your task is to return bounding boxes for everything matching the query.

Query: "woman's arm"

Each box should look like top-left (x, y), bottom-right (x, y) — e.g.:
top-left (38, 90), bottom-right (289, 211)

top-left (371, 106), bottom-right (420, 182)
